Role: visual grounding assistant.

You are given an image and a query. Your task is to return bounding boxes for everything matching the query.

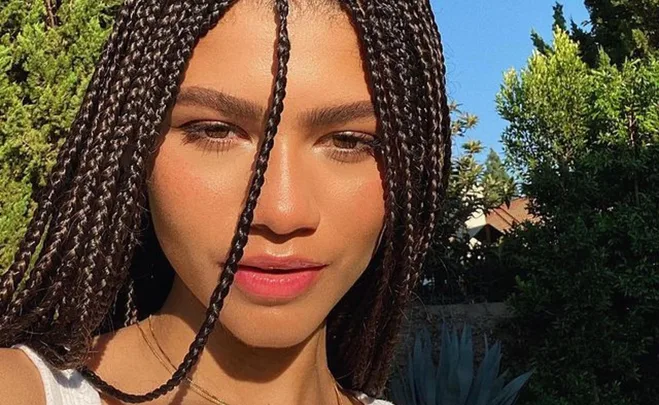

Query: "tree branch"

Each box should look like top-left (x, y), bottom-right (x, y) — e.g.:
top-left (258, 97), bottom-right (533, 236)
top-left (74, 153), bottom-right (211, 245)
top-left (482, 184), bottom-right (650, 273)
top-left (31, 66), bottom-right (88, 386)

top-left (43, 0), bottom-right (59, 29)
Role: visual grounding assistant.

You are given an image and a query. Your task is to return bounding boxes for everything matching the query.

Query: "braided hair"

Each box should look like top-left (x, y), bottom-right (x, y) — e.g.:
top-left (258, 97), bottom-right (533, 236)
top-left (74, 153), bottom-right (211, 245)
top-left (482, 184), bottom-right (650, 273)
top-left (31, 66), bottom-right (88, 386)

top-left (0, 0), bottom-right (451, 401)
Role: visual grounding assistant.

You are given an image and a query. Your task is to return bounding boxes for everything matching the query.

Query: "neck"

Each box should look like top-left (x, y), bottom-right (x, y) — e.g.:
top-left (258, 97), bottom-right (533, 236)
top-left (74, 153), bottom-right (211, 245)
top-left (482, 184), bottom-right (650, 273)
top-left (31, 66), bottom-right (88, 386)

top-left (151, 276), bottom-right (341, 405)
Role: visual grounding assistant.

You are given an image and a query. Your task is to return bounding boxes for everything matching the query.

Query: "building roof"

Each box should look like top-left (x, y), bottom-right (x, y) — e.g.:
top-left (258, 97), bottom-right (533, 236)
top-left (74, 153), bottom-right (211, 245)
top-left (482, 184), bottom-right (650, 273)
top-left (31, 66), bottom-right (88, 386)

top-left (484, 197), bottom-right (536, 234)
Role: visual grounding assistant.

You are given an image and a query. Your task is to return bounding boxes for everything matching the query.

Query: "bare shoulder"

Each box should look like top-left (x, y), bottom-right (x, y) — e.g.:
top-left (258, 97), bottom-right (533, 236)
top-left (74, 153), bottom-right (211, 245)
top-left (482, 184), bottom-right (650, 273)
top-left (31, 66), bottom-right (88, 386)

top-left (0, 347), bottom-right (46, 405)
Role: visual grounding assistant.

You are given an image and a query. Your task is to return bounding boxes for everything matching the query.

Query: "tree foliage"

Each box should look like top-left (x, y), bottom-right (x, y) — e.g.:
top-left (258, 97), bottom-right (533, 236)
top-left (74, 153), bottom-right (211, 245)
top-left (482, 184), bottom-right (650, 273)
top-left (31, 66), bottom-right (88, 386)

top-left (533, 1), bottom-right (659, 68)
top-left (0, 0), bottom-right (122, 268)
top-left (482, 148), bottom-right (515, 208)
top-left (499, 30), bottom-right (593, 174)
top-left (496, 28), bottom-right (659, 405)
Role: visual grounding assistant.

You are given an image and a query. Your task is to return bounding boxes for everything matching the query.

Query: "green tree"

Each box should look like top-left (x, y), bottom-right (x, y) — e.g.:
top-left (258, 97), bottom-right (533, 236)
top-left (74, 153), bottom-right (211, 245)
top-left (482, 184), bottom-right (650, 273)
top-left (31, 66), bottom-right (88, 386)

top-left (499, 30), bottom-right (593, 174)
top-left (496, 29), bottom-right (659, 405)
top-left (533, 1), bottom-right (659, 67)
top-left (482, 148), bottom-right (516, 207)
top-left (0, 0), bottom-right (120, 269)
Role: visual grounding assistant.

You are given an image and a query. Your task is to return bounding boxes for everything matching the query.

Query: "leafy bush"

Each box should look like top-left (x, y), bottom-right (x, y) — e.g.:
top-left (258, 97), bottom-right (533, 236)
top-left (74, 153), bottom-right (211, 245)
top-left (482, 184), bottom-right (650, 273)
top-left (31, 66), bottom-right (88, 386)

top-left (497, 146), bottom-right (659, 405)
top-left (0, 0), bottom-right (120, 268)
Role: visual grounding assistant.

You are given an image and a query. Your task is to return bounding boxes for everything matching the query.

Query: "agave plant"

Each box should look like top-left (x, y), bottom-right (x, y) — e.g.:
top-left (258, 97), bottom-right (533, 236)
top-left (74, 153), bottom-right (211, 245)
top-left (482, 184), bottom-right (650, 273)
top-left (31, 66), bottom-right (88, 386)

top-left (389, 323), bottom-right (532, 405)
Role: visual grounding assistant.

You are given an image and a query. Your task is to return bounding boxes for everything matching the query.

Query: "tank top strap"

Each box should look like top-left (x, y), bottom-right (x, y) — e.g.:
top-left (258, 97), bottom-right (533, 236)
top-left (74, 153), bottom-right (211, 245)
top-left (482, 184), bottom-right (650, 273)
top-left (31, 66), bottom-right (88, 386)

top-left (12, 344), bottom-right (101, 405)
top-left (347, 389), bottom-right (396, 404)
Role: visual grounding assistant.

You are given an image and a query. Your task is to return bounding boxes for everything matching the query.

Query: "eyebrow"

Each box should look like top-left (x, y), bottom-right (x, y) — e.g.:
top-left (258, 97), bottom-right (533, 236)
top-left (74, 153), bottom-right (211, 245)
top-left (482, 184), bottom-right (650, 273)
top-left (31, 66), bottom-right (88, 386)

top-left (303, 100), bottom-right (375, 128)
top-left (176, 86), bottom-right (375, 128)
top-left (176, 87), bottom-right (265, 124)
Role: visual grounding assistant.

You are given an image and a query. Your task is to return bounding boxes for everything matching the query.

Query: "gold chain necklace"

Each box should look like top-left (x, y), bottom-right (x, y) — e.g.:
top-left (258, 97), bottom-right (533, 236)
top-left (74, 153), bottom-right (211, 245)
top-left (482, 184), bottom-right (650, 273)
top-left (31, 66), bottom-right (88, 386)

top-left (137, 316), bottom-right (345, 405)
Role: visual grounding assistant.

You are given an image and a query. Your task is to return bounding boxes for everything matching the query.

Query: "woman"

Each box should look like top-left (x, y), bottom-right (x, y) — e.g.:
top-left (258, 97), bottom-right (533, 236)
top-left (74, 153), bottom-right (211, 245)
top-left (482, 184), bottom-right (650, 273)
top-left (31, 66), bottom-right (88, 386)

top-left (0, 0), bottom-right (451, 404)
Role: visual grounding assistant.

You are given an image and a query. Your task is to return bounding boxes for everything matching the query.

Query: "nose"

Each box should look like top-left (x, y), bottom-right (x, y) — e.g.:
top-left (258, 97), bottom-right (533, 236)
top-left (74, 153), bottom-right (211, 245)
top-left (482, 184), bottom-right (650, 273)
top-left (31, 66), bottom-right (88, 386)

top-left (250, 139), bottom-right (320, 239)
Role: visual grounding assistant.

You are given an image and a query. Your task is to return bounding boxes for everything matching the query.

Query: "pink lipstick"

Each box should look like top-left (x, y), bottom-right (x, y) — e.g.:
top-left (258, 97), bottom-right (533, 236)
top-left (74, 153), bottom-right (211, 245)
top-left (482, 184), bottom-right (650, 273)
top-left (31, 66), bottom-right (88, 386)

top-left (232, 256), bottom-right (326, 301)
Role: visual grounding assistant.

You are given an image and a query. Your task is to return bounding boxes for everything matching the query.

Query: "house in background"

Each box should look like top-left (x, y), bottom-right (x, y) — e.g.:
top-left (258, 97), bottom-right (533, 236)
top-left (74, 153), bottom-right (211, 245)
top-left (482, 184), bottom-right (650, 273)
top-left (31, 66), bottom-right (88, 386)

top-left (465, 197), bottom-right (536, 246)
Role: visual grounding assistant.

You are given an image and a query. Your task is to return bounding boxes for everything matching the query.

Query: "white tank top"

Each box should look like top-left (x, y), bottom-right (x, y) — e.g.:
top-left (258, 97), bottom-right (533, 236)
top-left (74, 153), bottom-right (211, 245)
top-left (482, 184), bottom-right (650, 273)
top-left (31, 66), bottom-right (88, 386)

top-left (14, 344), bottom-right (394, 405)
top-left (14, 344), bottom-right (101, 405)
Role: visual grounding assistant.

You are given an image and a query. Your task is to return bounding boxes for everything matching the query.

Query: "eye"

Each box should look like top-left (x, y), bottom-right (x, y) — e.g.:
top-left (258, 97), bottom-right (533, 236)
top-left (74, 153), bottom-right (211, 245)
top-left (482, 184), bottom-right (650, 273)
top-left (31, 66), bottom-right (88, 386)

top-left (178, 121), bottom-right (248, 152)
top-left (323, 132), bottom-right (381, 163)
top-left (181, 121), bottom-right (239, 140)
top-left (332, 133), bottom-right (363, 149)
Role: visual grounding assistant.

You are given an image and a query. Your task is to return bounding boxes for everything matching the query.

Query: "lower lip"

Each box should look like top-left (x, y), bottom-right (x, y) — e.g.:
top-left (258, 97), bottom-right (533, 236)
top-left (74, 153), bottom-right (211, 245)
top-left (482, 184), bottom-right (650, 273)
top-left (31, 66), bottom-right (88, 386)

top-left (233, 265), bottom-right (325, 301)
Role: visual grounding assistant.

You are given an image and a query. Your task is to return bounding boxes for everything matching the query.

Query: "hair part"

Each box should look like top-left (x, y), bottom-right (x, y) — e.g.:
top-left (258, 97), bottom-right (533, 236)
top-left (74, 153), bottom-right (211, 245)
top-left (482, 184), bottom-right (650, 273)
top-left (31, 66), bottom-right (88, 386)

top-left (0, 0), bottom-right (451, 401)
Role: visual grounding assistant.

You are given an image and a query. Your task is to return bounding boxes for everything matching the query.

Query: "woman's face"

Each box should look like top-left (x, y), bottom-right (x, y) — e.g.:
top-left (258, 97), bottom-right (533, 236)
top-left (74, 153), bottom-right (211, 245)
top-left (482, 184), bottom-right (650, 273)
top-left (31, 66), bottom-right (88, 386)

top-left (147, 1), bottom-right (385, 348)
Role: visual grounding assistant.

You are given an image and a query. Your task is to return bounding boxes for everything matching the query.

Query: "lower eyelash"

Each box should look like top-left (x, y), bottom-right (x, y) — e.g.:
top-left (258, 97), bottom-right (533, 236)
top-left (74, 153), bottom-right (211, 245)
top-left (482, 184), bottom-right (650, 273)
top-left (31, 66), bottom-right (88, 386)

top-left (328, 145), bottom-right (378, 163)
top-left (182, 131), bottom-right (233, 153)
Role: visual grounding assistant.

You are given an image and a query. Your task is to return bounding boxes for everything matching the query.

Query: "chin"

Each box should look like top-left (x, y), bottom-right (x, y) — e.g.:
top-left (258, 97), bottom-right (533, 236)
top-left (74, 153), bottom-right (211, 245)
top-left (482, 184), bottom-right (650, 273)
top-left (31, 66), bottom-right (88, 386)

top-left (219, 295), bottom-right (328, 349)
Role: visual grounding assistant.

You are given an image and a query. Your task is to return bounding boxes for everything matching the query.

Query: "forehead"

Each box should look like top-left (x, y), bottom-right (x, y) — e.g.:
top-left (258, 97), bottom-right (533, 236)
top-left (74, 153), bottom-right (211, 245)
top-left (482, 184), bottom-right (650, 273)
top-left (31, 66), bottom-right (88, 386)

top-left (250, 0), bottom-right (346, 16)
top-left (179, 0), bottom-right (371, 115)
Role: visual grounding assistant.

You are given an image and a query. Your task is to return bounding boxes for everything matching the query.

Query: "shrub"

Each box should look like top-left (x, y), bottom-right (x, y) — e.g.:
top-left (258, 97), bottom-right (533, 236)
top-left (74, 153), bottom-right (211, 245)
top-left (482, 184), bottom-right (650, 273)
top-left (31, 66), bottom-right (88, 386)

top-left (389, 323), bottom-right (532, 405)
top-left (0, 0), bottom-right (120, 268)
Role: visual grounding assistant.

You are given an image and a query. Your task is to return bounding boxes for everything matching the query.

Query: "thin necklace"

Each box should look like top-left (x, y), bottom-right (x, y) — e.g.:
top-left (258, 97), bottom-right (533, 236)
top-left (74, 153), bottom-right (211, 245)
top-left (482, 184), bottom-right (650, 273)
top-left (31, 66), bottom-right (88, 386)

top-left (137, 317), bottom-right (230, 405)
top-left (138, 316), bottom-right (345, 405)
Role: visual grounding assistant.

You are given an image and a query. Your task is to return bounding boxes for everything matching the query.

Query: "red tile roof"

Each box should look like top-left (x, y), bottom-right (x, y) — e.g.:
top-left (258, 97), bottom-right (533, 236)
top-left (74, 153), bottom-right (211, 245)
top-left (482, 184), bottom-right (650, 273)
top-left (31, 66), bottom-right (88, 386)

top-left (485, 197), bottom-right (536, 233)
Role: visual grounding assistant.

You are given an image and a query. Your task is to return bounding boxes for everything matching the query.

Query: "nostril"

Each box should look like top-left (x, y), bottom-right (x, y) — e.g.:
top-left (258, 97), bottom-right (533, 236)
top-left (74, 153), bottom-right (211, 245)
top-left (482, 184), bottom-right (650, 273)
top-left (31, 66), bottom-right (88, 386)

top-left (248, 223), bottom-right (317, 243)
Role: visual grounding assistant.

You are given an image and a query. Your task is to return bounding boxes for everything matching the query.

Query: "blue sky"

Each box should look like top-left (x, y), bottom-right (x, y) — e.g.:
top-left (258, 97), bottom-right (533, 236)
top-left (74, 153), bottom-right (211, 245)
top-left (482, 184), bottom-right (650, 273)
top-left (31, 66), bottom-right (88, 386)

top-left (430, 0), bottom-right (590, 160)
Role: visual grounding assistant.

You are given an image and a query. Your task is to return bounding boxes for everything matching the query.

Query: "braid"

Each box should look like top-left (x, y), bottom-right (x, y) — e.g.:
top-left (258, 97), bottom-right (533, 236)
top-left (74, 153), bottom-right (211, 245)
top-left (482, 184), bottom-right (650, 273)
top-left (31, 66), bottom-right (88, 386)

top-left (370, 11), bottom-right (403, 391)
top-left (413, 0), bottom-right (452, 259)
top-left (365, 5), bottom-right (430, 391)
top-left (122, 277), bottom-right (139, 327)
top-left (67, 0), bottom-right (183, 352)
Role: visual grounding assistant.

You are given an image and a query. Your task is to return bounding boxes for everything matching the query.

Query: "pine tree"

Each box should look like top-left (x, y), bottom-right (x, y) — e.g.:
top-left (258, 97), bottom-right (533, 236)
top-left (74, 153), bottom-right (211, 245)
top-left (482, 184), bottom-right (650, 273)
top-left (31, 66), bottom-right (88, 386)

top-left (0, 0), bottom-right (121, 268)
top-left (533, 1), bottom-right (659, 67)
top-left (482, 148), bottom-right (515, 207)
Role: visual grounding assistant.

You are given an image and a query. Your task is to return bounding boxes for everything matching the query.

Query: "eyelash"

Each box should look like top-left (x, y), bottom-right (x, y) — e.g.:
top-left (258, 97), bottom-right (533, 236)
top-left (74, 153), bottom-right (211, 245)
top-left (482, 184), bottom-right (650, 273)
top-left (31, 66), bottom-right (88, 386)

top-left (328, 132), bottom-right (381, 162)
top-left (180, 121), bottom-right (242, 153)
top-left (178, 121), bottom-right (381, 162)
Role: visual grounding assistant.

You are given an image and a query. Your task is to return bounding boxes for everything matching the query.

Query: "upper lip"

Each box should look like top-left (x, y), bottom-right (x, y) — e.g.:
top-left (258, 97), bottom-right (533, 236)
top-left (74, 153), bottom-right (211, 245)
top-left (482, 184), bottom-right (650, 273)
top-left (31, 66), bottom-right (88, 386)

top-left (238, 255), bottom-right (327, 271)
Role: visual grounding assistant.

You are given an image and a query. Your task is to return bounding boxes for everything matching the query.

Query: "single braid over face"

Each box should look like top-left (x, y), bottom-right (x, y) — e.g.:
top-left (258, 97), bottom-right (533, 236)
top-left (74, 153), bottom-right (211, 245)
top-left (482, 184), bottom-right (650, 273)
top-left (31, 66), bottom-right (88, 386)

top-left (0, 0), bottom-right (451, 401)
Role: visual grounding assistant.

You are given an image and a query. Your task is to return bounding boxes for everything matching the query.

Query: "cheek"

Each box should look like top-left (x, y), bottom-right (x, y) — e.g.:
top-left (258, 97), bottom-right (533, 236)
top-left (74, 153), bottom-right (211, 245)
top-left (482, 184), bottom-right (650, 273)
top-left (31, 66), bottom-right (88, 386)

top-left (335, 178), bottom-right (384, 234)
top-left (146, 135), bottom-right (252, 280)
top-left (150, 154), bottom-right (240, 237)
top-left (321, 169), bottom-right (385, 272)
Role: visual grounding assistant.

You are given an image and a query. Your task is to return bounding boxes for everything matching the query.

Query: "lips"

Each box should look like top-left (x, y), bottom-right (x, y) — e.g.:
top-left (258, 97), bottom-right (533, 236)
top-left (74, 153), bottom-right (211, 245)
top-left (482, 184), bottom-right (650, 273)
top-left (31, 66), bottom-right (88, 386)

top-left (231, 255), bottom-right (327, 302)
top-left (238, 255), bottom-right (327, 271)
